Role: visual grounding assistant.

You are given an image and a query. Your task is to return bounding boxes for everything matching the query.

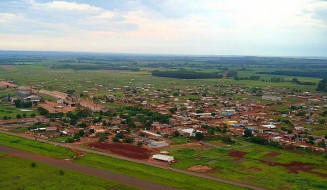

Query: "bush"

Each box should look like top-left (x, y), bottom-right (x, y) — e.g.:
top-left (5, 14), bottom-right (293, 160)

top-left (173, 130), bottom-right (180, 137)
top-left (58, 170), bottom-right (65, 175)
top-left (16, 114), bottom-right (22, 119)
top-left (137, 141), bottom-right (143, 147)
top-left (195, 132), bottom-right (204, 141)
top-left (30, 162), bottom-right (37, 168)
top-left (112, 136), bottom-right (119, 142)
top-left (123, 137), bottom-right (134, 143)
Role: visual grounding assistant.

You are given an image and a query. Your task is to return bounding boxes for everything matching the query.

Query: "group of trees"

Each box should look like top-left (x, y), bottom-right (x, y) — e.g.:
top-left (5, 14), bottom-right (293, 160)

top-left (14, 99), bottom-right (32, 108)
top-left (317, 79), bottom-right (327, 91)
top-left (152, 70), bottom-right (223, 79)
top-left (234, 75), bottom-right (260, 81)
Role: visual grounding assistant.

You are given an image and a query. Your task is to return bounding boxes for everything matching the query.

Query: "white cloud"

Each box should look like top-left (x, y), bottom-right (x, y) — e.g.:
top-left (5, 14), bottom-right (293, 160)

top-left (0, 13), bottom-right (18, 23)
top-left (31, 0), bottom-right (102, 12)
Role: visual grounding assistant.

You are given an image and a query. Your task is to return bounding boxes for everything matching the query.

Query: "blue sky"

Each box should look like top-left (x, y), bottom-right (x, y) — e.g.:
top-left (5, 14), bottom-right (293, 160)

top-left (0, 0), bottom-right (327, 56)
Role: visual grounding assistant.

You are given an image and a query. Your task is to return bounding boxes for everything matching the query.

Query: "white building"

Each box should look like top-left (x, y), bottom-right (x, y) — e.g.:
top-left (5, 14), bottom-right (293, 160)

top-left (262, 95), bottom-right (282, 101)
top-left (152, 154), bottom-right (174, 162)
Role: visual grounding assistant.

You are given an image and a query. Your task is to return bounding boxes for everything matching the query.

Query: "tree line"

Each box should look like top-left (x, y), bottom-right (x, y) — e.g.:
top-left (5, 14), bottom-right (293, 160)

top-left (152, 70), bottom-right (223, 79)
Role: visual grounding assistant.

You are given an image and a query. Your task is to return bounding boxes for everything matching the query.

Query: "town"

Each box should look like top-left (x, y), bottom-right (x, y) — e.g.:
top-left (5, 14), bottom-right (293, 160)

top-left (1, 76), bottom-right (327, 165)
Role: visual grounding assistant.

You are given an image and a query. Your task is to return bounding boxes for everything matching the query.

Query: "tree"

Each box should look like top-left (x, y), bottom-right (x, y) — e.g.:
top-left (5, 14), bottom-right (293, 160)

top-left (123, 137), bottom-right (134, 143)
top-left (89, 129), bottom-right (95, 133)
top-left (22, 113), bottom-right (27, 118)
top-left (3, 116), bottom-right (8, 120)
top-left (317, 79), bottom-right (327, 91)
top-left (318, 139), bottom-right (326, 148)
top-left (112, 136), bottom-right (119, 142)
top-left (30, 113), bottom-right (36, 118)
top-left (16, 114), bottom-right (22, 119)
top-left (77, 129), bottom-right (85, 137)
top-left (37, 107), bottom-right (49, 115)
top-left (169, 107), bottom-right (177, 114)
top-left (137, 141), bottom-right (143, 147)
top-left (244, 129), bottom-right (252, 137)
top-left (195, 132), bottom-right (204, 141)
top-left (173, 130), bottom-right (180, 137)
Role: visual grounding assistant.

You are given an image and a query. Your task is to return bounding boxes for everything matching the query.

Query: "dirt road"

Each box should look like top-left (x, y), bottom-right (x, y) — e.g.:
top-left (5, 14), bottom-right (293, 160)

top-left (0, 144), bottom-right (175, 190)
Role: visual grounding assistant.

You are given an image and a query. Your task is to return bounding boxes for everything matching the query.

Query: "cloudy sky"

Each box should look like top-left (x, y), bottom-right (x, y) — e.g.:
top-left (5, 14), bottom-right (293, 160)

top-left (0, 0), bottom-right (327, 56)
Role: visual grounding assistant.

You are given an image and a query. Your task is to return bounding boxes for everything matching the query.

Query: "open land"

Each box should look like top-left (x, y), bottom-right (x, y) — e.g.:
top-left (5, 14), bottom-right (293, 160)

top-left (1, 52), bottom-right (327, 189)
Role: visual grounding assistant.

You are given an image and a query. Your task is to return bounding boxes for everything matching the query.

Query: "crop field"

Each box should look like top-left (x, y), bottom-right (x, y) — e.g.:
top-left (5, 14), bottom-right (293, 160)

top-left (0, 155), bottom-right (135, 190)
top-left (164, 142), bottom-right (327, 190)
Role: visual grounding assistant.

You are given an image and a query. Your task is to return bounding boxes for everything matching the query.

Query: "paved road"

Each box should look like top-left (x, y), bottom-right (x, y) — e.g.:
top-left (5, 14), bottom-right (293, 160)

top-left (0, 144), bottom-right (175, 190)
top-left (0, 131), bottom-right (267, 190)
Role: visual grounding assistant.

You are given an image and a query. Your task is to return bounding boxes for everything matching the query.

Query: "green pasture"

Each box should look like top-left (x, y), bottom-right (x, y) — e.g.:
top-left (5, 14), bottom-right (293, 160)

top-left (0, 156), bottom-right (135, 190)
top-left (165, 144), bottom-right (327, 190)
top-left (0, 133), bottom-right (75, 159)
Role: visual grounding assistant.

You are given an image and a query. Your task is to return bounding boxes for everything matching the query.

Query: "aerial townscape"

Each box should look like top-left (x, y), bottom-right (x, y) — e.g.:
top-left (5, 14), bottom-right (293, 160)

top-left (1, 0), bottom-right (327, 190)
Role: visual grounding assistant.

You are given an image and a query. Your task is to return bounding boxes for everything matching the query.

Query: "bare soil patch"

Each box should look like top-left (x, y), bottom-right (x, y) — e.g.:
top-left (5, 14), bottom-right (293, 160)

top-left (264, 152), bottom-right (281, 158)
top-left (229, 150), bottom-right (247, 159)
top-left (188, 165), bottom-right (213, 173)
top-left (0, 65), bottom-right (16, 70)
top-left (39, 101), bottom-right (76, 113)
top-left (262, 161), bottom-right (327, 178)
top-left (89, 142), bottom-right (152, 159)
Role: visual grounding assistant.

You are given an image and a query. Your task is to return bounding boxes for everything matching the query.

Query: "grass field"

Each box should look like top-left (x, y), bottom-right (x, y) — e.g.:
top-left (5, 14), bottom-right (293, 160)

top-left (74, 153), bottom-right (245, 190)
top-left (0, 102), bottom-right (38, 119)
top-left (0, 155), bottom-right (135, 190)
top-left (164, 143), bottom-right (327, 190)
top-left (0, 133), bottom-right (245, 190)
top-left (0, 133), bottom-right (76, 159)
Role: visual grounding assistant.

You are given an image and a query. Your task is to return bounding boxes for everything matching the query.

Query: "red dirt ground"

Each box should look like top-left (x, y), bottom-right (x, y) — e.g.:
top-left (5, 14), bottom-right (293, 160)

top-left (0, 65), bottom-right (16, 70)
top-left (229, 150), bottom-right (247, 158)
top-left (188, 165), bottom-right (213, 173)
top-left (39, 101), bottom-right (76, 113)
top-left (264, 152), bottom-right (281, 158)
top-left (262, 161), bottom-right (327, 178)
top-left (89, 142), bottom-right (152, 159)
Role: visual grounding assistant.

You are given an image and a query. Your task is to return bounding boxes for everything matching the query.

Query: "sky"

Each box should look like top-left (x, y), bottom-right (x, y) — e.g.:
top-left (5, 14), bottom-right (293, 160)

top-left (0, 0), bottom-right (327, 56)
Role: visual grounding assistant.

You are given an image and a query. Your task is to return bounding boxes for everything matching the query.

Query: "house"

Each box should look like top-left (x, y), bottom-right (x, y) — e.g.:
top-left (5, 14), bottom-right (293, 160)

top-left (16, 90), bottom-right (32, 99)
top-left (80, 100), bottom-right (107, 112)
top-left (141, 130), bottom-right (162, 140)
top-left (179, 128), bottom-right (202, 137)
top-left (24, 95), bottom-right (41, 102)
top-left (147, 140), bottom-right (169, 148)
top-left (261, 124), bottom-right (277, 129)
top-left (262, 95), bottom-right (282, 101)
top-left (152, 154), bottom-right (174, 162)
top-left (222, 109), bottom-right (236, 116)
top-left (63, 95), bottom-right (79, 107)
top-left (223, 120), bottom-right (238, 126)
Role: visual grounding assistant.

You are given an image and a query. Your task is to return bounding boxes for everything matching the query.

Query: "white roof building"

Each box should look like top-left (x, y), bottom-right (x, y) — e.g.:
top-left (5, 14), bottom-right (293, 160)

top-left (261, 124), bottom-right (277, 129)
top-left (152, 154), bottom-right (174, 162)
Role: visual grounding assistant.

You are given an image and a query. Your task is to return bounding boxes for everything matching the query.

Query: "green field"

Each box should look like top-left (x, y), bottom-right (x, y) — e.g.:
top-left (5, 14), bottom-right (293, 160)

top-left (0, 133), bottom-right (76, 159)
top-left (74, 153), bottom-right (244, 190)
top-left (0, 133), bottom-right (245, 190)
top-left (164, 143), bottom-right (327, 190)
top-left (0, 155), bottom-right (135, 190)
